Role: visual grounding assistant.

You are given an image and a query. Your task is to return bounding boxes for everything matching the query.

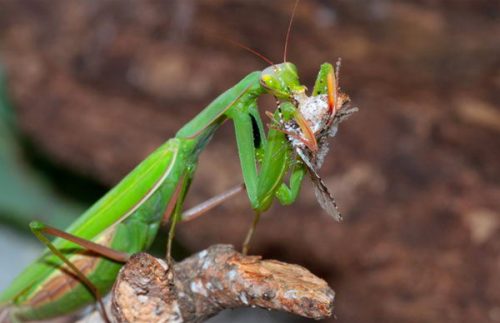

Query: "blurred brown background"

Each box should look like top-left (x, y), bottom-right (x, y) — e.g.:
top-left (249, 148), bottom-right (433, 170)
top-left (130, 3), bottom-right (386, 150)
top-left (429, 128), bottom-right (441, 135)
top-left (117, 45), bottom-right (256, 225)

top-left (0, 0), bottom-right (499, 322)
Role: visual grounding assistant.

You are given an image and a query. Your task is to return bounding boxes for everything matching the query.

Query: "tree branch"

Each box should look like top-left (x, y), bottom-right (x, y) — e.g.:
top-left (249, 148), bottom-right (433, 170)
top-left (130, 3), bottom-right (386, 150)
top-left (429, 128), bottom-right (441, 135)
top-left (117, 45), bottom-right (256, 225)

top-left (79, 244), bottom-right (335, 323)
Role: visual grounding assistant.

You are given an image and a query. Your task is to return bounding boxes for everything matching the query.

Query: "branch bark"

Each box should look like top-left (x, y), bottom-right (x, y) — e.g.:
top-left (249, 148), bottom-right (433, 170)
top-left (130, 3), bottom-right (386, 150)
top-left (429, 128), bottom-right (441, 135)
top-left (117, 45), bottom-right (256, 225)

top-left (79, 244), bottom-right (335, 323)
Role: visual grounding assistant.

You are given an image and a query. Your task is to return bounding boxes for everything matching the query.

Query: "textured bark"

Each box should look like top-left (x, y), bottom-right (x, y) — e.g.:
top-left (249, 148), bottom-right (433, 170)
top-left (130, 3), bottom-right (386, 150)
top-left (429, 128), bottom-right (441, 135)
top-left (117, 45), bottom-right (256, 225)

top-left (79, 244), bottom-right (335, 323)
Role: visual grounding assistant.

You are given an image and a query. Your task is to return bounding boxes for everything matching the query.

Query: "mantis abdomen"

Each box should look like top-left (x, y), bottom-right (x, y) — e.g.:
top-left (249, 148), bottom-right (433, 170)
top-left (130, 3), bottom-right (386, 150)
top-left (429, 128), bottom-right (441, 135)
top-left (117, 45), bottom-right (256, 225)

top-left (2, 137), bottom-right (196, 319)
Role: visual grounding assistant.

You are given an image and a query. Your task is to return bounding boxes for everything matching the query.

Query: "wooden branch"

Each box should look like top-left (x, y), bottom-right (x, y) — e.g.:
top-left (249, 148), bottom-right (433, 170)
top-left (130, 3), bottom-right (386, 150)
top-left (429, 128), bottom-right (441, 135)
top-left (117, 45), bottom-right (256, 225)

top-left (79, 244), bottom-right (335, 323)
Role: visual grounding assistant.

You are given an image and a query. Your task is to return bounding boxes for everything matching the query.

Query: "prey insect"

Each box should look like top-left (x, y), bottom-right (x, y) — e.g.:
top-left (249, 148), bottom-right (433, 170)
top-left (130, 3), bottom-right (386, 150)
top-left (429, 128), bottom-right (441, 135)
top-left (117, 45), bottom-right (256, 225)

top-left (0, 4), bottom-right (356, 323)
top-left (271, 60), bottom-right (358, 221)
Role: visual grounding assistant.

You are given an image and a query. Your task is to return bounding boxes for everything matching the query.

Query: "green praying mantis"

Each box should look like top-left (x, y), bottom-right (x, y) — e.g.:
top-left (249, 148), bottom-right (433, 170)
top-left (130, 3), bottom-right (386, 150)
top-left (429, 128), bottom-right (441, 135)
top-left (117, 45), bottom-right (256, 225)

top-left (0, 7), bottom-right (357, 323)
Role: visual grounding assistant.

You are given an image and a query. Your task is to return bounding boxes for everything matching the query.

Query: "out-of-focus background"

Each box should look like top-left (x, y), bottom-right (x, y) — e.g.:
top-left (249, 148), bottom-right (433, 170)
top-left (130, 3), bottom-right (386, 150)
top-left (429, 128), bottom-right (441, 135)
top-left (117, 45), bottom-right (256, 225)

top-left (0, 0), bottom-right (499, 322)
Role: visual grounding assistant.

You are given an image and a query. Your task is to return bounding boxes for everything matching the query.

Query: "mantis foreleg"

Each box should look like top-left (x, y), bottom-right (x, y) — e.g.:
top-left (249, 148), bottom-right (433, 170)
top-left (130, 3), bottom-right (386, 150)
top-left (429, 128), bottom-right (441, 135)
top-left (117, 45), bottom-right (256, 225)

top-left (275, 165), bottom-right (306, 205)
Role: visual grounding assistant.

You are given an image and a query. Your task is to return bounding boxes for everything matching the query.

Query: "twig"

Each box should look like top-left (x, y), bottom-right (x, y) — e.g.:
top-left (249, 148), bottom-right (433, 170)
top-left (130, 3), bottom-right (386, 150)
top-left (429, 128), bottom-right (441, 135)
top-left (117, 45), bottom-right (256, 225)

top-left (79, 244), bottom-right (335, 323)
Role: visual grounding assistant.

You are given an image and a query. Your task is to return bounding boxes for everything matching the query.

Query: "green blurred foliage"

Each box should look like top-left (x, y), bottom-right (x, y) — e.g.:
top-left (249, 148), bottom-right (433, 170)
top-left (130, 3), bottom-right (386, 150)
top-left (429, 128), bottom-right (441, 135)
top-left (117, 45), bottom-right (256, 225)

top-left (0, 65), bottom-right (85, 231)
top-left (0, 66), bottom-right (184, 258)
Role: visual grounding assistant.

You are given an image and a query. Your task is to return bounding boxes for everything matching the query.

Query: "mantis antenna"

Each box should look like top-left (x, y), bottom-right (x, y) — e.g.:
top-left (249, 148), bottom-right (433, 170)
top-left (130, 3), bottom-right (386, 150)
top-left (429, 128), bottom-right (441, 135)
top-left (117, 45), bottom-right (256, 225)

top-left (283, 0), bottom-right (300, 62)
top-left (225, 38), bottom-right (274, 65)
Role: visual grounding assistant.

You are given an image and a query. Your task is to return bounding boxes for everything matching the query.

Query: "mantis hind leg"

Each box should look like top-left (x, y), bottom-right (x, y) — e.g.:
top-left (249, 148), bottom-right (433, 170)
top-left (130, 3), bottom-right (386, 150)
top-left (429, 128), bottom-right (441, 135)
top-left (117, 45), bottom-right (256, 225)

top-left (28, 221), bottom-right (130, 323)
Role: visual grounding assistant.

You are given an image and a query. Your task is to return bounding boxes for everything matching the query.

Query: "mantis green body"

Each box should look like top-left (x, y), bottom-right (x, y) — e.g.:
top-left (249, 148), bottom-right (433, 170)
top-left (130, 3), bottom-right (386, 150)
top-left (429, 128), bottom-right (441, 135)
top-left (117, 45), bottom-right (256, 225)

top-left (0, 62), bottom-right (340, 321)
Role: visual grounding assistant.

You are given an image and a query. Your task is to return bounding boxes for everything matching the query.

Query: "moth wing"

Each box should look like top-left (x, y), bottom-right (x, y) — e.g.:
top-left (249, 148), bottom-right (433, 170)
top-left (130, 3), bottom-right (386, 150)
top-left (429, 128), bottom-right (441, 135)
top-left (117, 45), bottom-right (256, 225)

top-left (296, 148), bottom-right (343, 222)
top-left (309, 168), bottom-right (343, 222)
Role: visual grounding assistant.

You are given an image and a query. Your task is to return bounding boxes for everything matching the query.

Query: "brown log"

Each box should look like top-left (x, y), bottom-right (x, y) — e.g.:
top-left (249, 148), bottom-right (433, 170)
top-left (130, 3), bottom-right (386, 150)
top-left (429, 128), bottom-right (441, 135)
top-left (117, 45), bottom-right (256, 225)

top-left (80, 244), bottom-right (335, 323)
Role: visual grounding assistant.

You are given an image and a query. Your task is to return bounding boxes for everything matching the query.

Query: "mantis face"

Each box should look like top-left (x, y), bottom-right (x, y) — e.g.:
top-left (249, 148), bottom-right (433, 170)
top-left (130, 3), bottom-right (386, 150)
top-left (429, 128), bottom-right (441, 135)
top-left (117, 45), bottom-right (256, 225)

top-left (260, 62), bottom-right (306, 100)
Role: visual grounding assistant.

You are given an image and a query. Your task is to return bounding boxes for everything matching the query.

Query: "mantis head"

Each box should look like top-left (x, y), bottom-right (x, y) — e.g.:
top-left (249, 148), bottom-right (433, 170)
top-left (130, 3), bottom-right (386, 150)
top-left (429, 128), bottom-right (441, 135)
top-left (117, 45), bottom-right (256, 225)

top-left (271, 62), bottom-right (355, 159)
top-left (260, 62), bottom-right (306, 100)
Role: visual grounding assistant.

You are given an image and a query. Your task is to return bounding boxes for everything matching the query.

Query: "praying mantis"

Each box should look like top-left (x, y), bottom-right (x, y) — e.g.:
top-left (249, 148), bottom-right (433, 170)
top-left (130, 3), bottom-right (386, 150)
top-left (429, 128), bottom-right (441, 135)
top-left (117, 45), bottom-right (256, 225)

top-left (0, 4), bottom-right (357, 322)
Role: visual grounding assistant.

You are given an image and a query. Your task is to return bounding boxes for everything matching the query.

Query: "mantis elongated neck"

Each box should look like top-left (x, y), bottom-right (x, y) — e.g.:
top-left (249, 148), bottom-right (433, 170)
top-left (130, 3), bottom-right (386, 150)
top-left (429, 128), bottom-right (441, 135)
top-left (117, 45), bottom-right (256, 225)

top-left (175, 71), bottom-right (264, 140)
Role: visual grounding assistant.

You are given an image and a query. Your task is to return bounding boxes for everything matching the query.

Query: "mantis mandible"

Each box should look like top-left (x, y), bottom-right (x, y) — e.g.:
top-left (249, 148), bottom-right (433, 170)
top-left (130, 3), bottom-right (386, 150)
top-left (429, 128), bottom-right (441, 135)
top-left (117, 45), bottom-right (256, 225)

top-left (0, 4), bottom-right (356, 322)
